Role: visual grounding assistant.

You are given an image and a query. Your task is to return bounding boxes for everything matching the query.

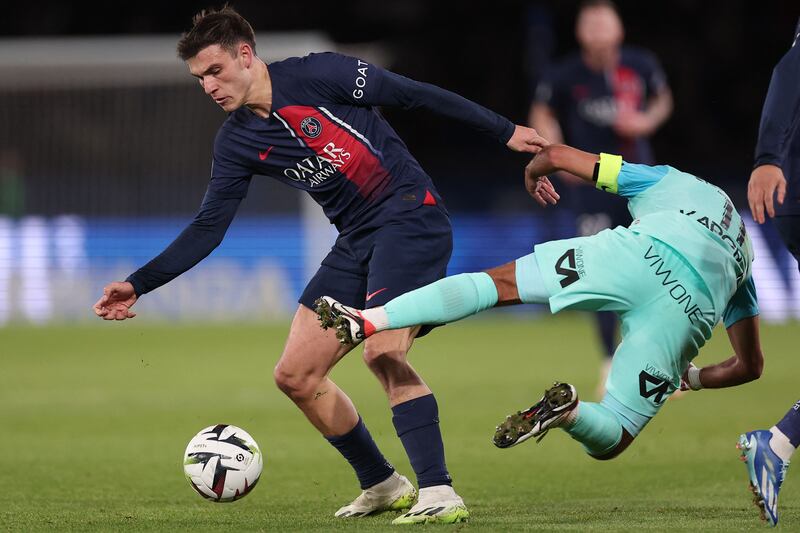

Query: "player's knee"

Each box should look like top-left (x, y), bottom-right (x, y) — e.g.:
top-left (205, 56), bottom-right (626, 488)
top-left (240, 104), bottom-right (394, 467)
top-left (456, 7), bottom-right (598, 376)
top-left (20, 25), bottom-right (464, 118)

top-left (587, 429), bottom-right (634, 461)
top-left (273, 364), bottom-right (320, 401)
top-left (484, 261), bottom-right (519, 303)
top-left (362, 336), bottom-right (411, 370)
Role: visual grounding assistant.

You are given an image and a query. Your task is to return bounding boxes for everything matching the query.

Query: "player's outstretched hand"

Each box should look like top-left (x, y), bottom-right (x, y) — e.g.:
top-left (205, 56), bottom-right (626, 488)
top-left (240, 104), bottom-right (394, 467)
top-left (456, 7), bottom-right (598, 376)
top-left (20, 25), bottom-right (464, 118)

top-left (748, 164), bottom-right (786, 224)
top-left (506, 125), bottom-right (550, 154)
top-left (93, 281), bottom-right (138, 321)
top-left (525, 172), bottom-right (560, 207)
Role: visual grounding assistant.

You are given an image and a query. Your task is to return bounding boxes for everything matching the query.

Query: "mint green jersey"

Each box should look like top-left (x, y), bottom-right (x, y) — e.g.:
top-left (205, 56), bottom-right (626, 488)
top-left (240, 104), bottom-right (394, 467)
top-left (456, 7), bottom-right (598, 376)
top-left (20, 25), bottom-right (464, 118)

top-left (602, 161), bottom-right (754, 321)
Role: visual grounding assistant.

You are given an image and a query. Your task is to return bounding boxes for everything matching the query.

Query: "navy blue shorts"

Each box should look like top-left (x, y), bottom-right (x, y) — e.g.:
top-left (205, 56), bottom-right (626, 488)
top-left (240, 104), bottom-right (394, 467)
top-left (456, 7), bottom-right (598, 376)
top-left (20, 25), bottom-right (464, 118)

top-left (299, 204), bottom-right (453, 337)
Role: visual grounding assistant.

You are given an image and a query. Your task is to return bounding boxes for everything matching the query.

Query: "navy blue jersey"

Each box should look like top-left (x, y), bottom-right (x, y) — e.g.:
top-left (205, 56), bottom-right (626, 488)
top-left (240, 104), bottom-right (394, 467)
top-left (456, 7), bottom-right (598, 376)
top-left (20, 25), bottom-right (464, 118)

top-left (126, 52), bottom-right (514, 296)
top-left (535, 46), bottom-right (668, 163)
top-left (753, 18), bottom-right (800, 216)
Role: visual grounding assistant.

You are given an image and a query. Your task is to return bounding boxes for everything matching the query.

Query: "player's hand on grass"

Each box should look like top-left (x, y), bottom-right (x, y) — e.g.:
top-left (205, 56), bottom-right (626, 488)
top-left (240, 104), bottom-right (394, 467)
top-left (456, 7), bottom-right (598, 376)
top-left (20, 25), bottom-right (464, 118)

top-left (94, 281), bottom-right (138, 320)
top-left (747, 164), bottom-right (786, 224)
top-left (507, 125), bottom-right (550, 154)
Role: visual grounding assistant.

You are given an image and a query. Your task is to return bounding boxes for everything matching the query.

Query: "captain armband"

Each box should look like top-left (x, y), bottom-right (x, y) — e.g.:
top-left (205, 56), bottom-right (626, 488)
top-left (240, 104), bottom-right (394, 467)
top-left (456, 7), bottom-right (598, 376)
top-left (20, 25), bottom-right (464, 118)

top-left (593, 153), bottom-right (623, 194)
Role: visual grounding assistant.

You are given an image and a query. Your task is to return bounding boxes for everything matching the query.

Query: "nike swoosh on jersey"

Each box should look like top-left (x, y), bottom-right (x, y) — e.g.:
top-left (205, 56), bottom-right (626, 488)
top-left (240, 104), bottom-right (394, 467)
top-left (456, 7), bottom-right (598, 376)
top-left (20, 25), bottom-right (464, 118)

top-left (258, 146), bottom-right (274, 160)
top-left (366, 288), bottom-right (388, 301)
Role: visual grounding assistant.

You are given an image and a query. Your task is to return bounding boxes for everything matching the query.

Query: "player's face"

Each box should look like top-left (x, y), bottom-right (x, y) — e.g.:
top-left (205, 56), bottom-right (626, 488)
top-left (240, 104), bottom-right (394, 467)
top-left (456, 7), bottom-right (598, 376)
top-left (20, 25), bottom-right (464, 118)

top-left (576, 7), bottom-right (623, 55)
top-left (187, 44), bottom-right (252, 112)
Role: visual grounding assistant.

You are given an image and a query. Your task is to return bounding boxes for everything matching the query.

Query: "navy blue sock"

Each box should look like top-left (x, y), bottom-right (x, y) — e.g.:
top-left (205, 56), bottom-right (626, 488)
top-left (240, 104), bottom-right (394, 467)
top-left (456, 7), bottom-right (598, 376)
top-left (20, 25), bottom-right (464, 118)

top-left (596, 311), bottom-right (617, 358)
top-left (326, 416), bottom-right (394, 489)
top-left (392, 394), bottom-right (452, 488)
top-left (776, 400), bottom-right (800, 448)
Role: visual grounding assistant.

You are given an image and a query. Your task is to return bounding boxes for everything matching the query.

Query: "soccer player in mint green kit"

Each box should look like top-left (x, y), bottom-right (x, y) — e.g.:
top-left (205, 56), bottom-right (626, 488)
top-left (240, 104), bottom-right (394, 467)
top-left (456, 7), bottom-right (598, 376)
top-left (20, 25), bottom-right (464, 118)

top-left (315, 139), bottom-right (765, 462)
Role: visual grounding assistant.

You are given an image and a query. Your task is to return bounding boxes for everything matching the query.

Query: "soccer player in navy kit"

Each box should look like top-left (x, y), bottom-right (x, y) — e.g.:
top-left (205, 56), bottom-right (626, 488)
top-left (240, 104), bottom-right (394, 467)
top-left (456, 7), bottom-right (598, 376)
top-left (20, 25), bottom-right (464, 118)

top-left (736, 18), bottom-right (800, 528)
top-left (530, 0), bottom-right (672, 397)
top-left (92, 7), bottom-right (544, 524)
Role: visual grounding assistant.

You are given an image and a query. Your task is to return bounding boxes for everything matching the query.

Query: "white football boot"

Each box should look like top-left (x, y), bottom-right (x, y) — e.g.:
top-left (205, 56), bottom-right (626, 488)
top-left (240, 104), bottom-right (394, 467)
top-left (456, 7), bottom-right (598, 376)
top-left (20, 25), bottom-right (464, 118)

top-left (334, 472), bottom-right (416, 518)
top-left (391, 485), bottom-right (469, 525)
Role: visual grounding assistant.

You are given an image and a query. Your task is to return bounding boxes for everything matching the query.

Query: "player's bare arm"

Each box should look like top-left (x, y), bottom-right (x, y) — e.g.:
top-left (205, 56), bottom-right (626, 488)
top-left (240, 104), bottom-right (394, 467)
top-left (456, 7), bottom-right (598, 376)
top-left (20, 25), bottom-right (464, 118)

top-left (614, 87), bottom-right (673, 138)
top-left (523, 143), bottom-right (605, 206)
top-left (681, 315), bottom-right (764, 390)
top-left (529, 103), bottom-right (586, 186)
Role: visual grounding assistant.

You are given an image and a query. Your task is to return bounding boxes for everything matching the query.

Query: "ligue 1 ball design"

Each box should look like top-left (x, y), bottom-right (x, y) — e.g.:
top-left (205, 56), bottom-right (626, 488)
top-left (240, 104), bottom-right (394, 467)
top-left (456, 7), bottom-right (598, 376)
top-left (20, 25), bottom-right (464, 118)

top-left (183, 424), bottom-right (263, 502)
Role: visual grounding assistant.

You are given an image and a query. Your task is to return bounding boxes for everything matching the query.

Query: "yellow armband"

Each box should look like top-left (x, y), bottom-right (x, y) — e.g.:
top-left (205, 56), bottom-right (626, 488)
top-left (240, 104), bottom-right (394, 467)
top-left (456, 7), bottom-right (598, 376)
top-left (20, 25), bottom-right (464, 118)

top-left (595, 153), bottom-right (623, 194)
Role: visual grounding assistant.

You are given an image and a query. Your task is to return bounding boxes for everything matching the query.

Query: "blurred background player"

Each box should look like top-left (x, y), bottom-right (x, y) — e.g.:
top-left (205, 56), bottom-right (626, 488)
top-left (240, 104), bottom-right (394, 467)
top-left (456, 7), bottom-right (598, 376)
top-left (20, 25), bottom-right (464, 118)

top-left (736, 17), bottom-right (800, 528)
top-left (92, 6), bottom-right (544, 526)
top-left (529, 0), bottom-right (672, 397)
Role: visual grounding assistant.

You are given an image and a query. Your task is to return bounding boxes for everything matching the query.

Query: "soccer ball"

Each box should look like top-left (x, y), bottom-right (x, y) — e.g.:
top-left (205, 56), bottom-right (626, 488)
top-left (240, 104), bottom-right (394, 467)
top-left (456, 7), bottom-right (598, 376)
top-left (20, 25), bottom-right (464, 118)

top-left (183, 424), bottom-right (263, 502)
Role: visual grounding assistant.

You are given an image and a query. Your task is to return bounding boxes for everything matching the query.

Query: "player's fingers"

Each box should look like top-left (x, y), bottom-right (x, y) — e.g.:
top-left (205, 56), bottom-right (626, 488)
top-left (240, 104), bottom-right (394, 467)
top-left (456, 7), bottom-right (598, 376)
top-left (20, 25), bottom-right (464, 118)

top-left (540, 178), bottom-right (560, 199)
top-left (747, 190), bottom-right (758, 222)
top-left (777, 180), bottom-right (787, 205)
top-left (751, 192), bottom-right (765, 224)
top-left (765, 188), bottom-right (776, 219)
top-left (127, 310), bottom-right (137, 318)
top-left (536, 184), bottom-right (556, 205)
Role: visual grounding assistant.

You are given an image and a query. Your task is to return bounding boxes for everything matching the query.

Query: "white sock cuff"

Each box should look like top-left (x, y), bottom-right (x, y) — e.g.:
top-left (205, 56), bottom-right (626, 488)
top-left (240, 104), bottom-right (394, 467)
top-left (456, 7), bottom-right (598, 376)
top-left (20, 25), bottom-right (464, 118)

top-left (769, 426), bottom-right (795, 462)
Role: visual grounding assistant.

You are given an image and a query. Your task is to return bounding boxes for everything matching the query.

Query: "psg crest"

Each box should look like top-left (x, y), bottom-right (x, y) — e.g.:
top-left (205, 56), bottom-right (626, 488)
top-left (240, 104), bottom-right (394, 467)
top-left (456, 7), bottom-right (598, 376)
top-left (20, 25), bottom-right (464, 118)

top-left (300, 117), bottom-right (322, 138)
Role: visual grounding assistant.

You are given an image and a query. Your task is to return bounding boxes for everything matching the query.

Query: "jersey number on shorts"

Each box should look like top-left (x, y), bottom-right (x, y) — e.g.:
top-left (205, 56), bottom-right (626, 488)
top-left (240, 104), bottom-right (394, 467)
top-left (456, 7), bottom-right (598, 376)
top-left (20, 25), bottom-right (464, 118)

top-left (639, 371), bottom-right (669, 404)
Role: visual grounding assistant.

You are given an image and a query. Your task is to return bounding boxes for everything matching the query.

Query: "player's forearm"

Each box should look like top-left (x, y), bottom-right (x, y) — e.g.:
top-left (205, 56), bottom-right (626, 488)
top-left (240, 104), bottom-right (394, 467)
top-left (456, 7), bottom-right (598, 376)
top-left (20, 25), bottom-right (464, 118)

top-left (694, 353), bottom-right (763, 389)
top-left (529, 104), bottom-right (564, 145)
top-left (378, 70), bottom-right (515, 143)
top-left (526, 144), bottom-right (599, 184)
top-left (754, 45), bottom-right (800, 168)
top-left (642, 89), bottom-right (673, 134)
top-left (126, 197), bottom-right (241, 296)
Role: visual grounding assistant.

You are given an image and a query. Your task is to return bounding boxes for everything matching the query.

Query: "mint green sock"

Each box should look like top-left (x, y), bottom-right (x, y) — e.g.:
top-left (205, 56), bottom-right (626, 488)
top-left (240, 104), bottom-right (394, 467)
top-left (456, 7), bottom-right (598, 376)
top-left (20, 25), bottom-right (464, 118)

top-left (384, 273), bottom-right (498, 329)
top-left (564, 402), bottom-right (623, 457)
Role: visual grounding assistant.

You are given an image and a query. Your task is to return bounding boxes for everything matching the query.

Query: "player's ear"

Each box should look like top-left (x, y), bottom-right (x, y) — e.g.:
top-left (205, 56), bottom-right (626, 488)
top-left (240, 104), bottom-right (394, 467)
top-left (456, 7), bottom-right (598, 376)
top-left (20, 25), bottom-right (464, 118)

top-left (239, 42), bottom-right (254, 68)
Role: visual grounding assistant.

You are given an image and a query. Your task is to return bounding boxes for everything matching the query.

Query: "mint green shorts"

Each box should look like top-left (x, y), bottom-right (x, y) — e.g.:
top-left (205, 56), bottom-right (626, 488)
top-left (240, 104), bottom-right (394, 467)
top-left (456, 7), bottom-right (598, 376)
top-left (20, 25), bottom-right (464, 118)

top-left (530, 227), bottom-right (716, 419)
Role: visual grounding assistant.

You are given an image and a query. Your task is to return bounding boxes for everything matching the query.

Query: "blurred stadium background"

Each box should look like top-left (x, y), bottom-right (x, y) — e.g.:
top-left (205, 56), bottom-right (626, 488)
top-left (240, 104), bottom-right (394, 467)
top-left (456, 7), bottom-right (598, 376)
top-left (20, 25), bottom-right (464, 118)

top-left (1, 0), bottom-right (798, 324)
top-left (2, 1), bottom-right (800, 530)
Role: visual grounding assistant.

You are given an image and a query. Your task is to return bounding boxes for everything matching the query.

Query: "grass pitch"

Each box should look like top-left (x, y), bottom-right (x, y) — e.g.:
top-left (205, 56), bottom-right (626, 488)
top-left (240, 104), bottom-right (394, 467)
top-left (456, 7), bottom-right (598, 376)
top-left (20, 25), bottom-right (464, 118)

top-left (1, 313), bottom-right (797, 531)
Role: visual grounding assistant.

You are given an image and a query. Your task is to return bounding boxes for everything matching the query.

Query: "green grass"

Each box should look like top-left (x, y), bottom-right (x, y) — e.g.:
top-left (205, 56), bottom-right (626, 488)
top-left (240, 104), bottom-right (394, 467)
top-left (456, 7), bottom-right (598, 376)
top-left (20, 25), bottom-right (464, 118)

top-left (0, 313), bottom-right (797, 531)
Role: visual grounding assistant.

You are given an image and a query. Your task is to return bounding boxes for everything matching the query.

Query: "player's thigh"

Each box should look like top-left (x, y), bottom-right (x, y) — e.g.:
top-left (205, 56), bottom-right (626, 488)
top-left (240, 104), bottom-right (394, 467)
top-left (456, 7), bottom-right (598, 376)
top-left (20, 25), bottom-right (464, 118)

top-left (607, 263), bottom-right (715, 421)
top-left (275, 305), bottom-right (354, 382)
top-left (531, 228), bottom-right (652, 314)
top-left (298, 241), bottom-right (369, 310)
top-left (367, 204), bottom-right (452, 337)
